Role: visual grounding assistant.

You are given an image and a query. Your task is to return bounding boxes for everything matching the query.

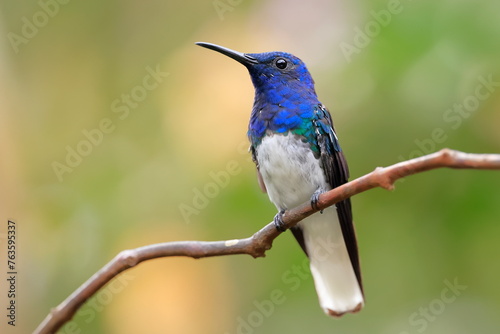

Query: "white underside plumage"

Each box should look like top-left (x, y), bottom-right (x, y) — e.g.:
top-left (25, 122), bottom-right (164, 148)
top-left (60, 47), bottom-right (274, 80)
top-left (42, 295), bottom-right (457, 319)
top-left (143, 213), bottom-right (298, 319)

top-left (256, 133), bottom-right (364, 316)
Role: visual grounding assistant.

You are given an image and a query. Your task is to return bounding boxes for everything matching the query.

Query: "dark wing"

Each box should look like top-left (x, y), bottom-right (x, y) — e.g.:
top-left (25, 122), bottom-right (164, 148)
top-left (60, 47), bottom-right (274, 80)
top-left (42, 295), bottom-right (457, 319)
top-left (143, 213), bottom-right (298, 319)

top-left (312, 104), bottom-right (363, 293)
top-left (250, 144), bottom-right (267, 193)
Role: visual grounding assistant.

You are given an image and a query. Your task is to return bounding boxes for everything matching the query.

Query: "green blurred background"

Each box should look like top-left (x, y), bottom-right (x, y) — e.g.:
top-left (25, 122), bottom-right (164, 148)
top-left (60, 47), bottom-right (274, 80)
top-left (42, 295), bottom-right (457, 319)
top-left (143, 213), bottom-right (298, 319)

top-left (1, 0), bottom-right (499, 333)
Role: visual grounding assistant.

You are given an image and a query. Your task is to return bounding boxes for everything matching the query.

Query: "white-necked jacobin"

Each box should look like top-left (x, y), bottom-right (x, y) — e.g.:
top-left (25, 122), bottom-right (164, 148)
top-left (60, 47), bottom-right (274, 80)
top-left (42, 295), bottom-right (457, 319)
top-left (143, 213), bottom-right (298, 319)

top-left (196, 42), bottom-right (363, 316)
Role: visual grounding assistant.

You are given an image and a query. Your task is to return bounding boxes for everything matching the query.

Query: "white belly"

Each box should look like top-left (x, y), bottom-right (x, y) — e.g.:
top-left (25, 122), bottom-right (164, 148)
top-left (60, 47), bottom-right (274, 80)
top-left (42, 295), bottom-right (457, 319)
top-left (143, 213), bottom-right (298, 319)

top-left (256, 133), bottom-right (328, 210)
top-left (255, 132), bottom-right (364, 315)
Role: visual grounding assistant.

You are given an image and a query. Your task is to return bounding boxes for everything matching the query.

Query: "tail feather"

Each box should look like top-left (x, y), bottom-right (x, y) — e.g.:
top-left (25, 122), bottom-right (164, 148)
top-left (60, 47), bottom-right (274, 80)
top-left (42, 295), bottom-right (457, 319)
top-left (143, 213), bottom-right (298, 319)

top-left (298, 206), bottom-right (364, 316)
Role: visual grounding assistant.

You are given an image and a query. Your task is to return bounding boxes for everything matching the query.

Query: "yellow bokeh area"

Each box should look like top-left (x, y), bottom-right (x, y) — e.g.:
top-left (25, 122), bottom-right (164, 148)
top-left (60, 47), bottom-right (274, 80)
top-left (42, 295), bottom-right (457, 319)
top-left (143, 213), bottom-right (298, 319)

top-left (1, 1), bottom-right (500, 333)
top-left (104, 227), bottom-right (236, 334)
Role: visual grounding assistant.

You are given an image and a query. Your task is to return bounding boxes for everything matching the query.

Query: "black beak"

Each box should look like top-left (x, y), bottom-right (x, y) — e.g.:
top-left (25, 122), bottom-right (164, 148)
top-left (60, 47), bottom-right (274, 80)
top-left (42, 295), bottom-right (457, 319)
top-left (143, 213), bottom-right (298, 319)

top-left (196, 42), bottom-right (258, 66)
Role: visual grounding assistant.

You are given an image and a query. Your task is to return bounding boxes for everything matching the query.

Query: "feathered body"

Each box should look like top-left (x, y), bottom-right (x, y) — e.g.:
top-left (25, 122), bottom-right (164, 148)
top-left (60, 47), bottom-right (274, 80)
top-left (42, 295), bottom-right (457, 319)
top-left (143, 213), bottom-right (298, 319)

top-left (197, 43), bottom-right (364, 316)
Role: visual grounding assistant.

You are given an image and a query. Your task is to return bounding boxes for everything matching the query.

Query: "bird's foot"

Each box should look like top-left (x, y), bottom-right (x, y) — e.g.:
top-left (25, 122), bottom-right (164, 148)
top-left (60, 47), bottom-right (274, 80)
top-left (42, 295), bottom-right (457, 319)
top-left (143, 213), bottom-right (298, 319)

top-left (311, 188), bottom-right (326, 213)
top-left (274, 209), bottom-right (287, 232)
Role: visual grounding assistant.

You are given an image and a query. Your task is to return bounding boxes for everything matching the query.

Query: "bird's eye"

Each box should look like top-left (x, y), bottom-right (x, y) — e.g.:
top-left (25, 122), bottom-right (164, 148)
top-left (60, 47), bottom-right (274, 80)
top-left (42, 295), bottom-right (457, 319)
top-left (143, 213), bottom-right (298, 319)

top-left (275, 58), bottom-right (288, 70)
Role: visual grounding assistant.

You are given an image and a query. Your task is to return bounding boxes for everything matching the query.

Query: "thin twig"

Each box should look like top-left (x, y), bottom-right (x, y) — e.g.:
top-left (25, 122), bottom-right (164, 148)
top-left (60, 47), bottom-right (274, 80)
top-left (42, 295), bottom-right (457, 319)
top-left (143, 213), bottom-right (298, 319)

top-left (33, 149), bottom-right (500, 334)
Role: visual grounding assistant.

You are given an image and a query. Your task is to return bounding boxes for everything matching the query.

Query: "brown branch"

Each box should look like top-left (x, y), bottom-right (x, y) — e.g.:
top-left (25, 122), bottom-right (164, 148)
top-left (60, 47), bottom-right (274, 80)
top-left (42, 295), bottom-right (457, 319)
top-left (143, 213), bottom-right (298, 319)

top-left (33, 149), bottom-right (500, 334)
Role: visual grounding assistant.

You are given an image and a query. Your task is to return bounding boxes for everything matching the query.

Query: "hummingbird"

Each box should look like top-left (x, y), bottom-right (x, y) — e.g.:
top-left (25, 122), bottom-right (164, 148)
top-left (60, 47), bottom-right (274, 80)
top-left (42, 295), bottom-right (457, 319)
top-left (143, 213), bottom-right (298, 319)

top-left (196, 42), bottom-right (363, 316)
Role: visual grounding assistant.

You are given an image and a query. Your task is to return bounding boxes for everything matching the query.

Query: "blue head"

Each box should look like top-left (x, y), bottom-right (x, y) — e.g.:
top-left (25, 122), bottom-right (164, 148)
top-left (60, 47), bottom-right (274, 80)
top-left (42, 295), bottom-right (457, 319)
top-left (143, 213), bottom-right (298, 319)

top-left (196, 42), bottom-right (318, 103)
top-left (245, 51), bottom-right (318, 102)
top-left (197, 42), bottom-right (322, 145)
